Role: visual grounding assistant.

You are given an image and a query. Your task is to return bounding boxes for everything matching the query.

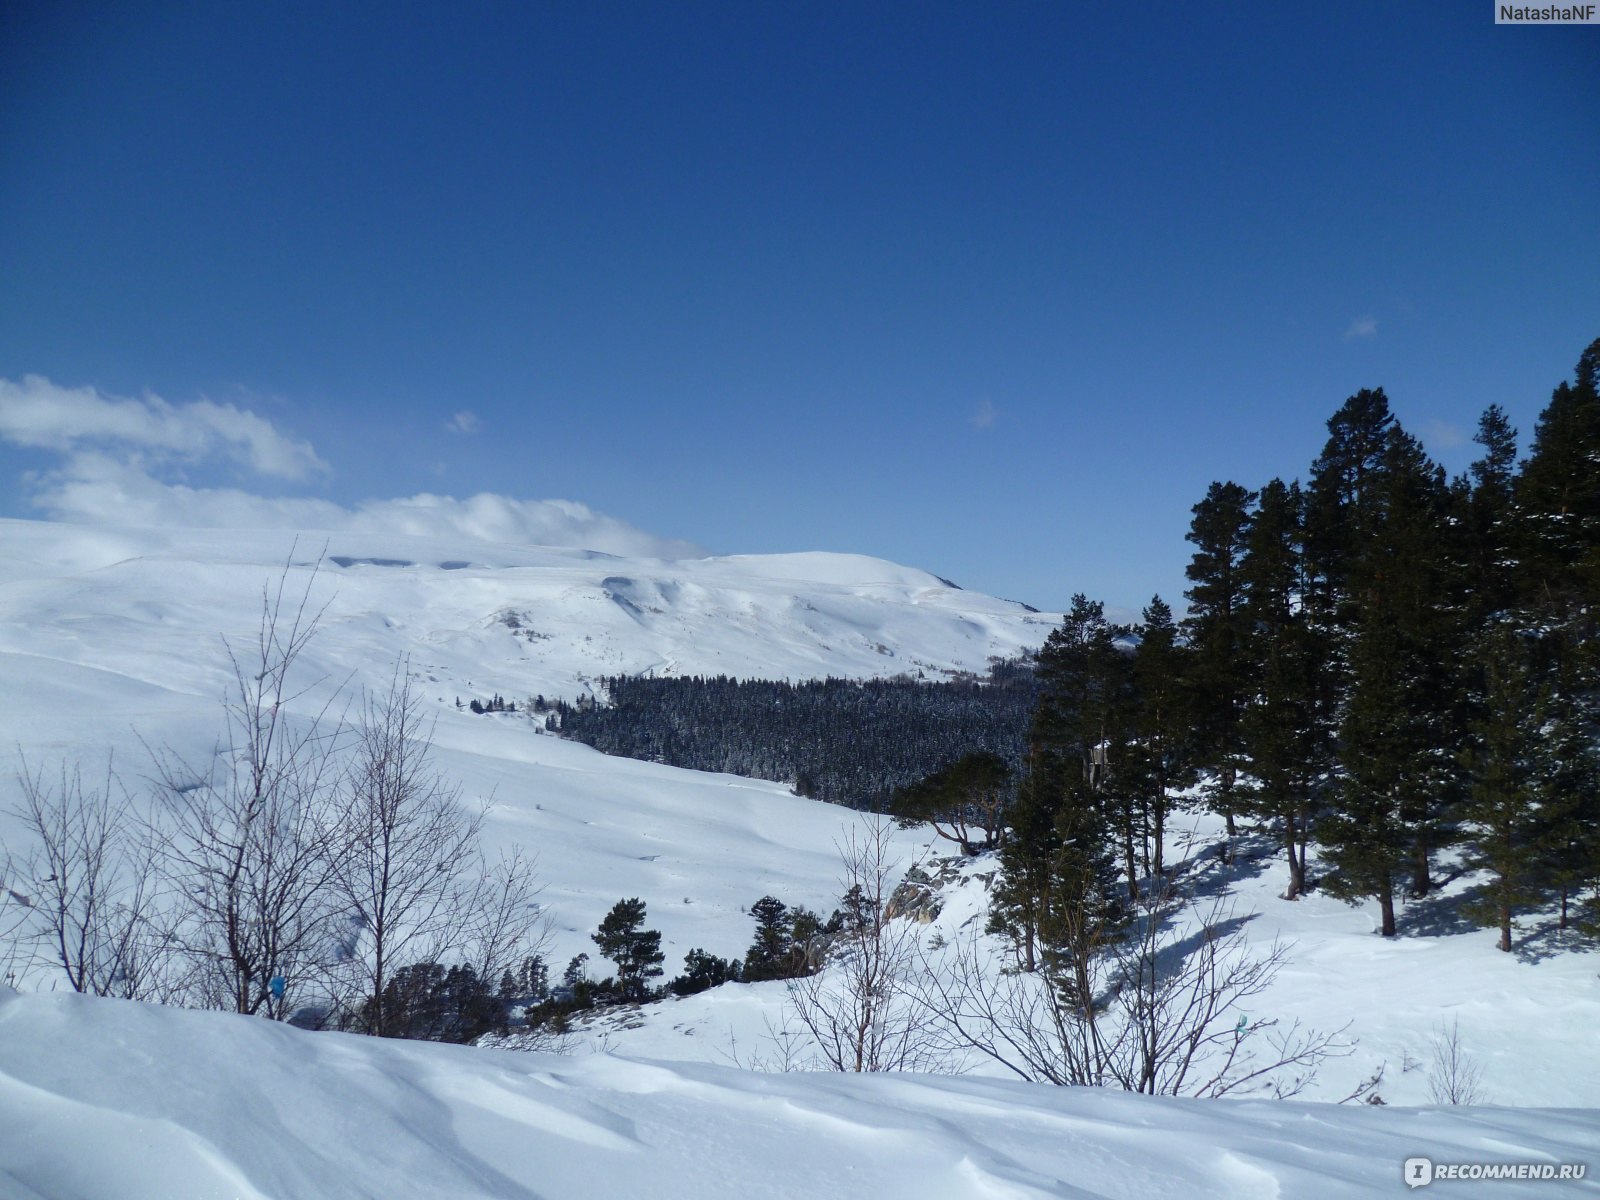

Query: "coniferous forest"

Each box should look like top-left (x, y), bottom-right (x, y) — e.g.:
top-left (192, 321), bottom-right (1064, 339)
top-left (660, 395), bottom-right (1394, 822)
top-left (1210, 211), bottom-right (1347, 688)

top-left (555, 335), bottom-right (1600, 953)
top-left (548, 662), bottom-right (1039, 811)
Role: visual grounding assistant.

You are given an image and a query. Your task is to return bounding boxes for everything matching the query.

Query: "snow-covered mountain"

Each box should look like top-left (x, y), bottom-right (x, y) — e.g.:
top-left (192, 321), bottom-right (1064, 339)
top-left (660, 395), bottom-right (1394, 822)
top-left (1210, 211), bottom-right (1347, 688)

top-left (2, 516), bottom-right (1597, 1200)
top-left (0, 517), bottom-right (1052, 1018)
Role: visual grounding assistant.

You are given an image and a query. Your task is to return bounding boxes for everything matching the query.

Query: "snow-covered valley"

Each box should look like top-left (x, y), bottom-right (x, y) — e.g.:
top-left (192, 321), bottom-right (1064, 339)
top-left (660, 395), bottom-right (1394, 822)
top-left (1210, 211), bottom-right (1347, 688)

top-left (1, 517), bottom-right (1596, 1198)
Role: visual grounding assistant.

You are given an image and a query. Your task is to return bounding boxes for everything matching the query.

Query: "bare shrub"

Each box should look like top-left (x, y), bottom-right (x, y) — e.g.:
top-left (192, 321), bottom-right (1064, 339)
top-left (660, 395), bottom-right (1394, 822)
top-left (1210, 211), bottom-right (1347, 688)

top-left (788, 819), bottom-right (942, 1072)
top-left (1427, 1017), bottom-right (1486, 1105)
top-left (919, 879), bottom-right (1348, 1097)
top-left (12, 758), bottom-right (172, 1000)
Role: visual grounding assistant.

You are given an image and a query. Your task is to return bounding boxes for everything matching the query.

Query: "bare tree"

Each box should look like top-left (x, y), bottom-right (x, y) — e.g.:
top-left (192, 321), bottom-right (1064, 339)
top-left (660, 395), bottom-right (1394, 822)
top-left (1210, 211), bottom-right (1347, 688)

top-left (12, 758), bottom-right (170, 999)
top-left (460, 846), bottom-right (551, 1001)
top-left (1101, 890), bottom-right (1346, 1098)
top-left (1427, 1017), bottom-right (1486, 1105)
top-left (788, 820), bottom-right (942, 1072)
top-left (918, 879), bottom-right (1347, 1097)
top-left (332, 668), bottom-right (487, 1036)
top-left (150, 561), bottom-right (348, 1017)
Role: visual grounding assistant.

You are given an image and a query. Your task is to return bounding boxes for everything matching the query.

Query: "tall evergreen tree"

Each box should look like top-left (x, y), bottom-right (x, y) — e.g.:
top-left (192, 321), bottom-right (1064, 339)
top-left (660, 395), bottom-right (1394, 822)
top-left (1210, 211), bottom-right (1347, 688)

top-left (1465, 404), bottom-right (1521, 623)
top-left (991, 597), bottom-right (1127, 965)
top-left (1305, 387), bottom-right (1395, 628)
top-left (1129, 595), bottom-right (1190, 881)
top-left (1320, 426), bottom-right (1464, 928)
top-left (1515, 337), bottom-right (1600, 619)
top-left (1182, 481), bottom-right (1255, 841)
top-left (1459, 629), bottom-right (1545, 952)
top-left (1238, 478), bottom-right (1320, 899)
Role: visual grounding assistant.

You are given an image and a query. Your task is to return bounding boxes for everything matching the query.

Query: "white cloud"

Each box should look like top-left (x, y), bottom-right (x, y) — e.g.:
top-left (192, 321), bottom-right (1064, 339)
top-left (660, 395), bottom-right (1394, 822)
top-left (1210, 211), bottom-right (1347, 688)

top-left (446, 410), bottom-right (482, 435)
top-left (2, 375), bottom-right (703, 560)
top-left (971, 399), bottom-right (998, 430)
top-left (1423, 418), bottom-right (1467, 451)
top-left (0, 375), bottom-right (327, 479)
top-left (1343, 315), bottom-right (1378, 340)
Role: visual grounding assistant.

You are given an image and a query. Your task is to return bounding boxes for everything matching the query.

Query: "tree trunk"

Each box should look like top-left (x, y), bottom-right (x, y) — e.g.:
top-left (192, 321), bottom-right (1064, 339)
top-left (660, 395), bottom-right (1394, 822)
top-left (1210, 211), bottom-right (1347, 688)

top-left (1282, 809), bottom-right (1303, 901)
top-left (1378, 886), bottom-right (1396, 938)
top-left (1409, 840), bottom-right (1431, 898)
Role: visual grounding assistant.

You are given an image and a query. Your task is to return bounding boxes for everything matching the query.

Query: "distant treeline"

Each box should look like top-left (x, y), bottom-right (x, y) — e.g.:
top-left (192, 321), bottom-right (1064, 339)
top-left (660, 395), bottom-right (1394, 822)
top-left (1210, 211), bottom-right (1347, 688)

top-left (547, 660), bottom-right (1038, 810)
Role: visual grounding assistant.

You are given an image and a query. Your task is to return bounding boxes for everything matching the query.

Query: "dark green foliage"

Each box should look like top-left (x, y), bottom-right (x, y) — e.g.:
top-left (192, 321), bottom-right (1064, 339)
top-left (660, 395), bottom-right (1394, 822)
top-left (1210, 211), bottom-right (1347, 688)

top-left (742, 895), bottom-right (826, 982)
top-left (1515, 337), bottom-right (1600, 614)
top-left (1319, 426), bottom-right (1466, 929)
top-left (1237, 479), bottom-right (1320, 898)
top-left (670, 948), bottom-right (742, 995)
top-left (889, 750), bottom-right (1012, 853)
top-left (989, 597), bottom-right (1128, 971)
top-left (1459, 629), bottom-right (1547, 951)
top-left (593, 898), bottom-right (665, 1002)
top-left (550, 664), bottom-right (1038, 811)
top-left (1183, 482), bottom-right (1256, 834)
top-left (1464, 405), bottom-right (1521, 622)
top-left (1129, 596), bottom-right (1192, 880)
top-left (499, 954), bottom-right (549, 1006)
top-left (1305, 387), bottom-right (1396, 628)
top-left (363, 961), bottom-right (504, 1043)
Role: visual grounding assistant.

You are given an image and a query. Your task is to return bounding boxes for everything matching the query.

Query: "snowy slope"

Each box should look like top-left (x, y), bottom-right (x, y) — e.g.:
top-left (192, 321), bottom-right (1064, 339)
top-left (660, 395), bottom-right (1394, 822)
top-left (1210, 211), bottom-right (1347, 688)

top-left (1, 986), bottom-right (1594, 1200)
top-left (573, 812), bottom-right (1600, 1110)
top-left (0, 517), bottom-right (1045, 998)
top-left (1, 513), bottom-right (1598, 1194)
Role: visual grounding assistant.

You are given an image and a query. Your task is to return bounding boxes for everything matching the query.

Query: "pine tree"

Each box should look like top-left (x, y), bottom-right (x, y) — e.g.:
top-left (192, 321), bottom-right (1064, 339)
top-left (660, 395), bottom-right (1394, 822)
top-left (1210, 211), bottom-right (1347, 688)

top-left (1465, 404), bottom-right (1521, 624)
top-left (990, 598), bottom-right (1128, 966)
top-left (1320, 426), bottom-right (1464, 929)
top-left (1306, 388), bottom-right (1396, 629)
top-left (889, 751), bottom-right (1012, 853)
top-left (1459, 629), bottom-right (1545, 952)
top-left (743, 896), bottom-right (794, 982)
top-left (1182, 482), bottom-right (1256, 841)
top-left (592, 898), bottom-right (665, 1001)
top-left (1129, 595), bottom-right (1190, 881)
top-left (1515, 337), bottom-right (1600, 619)
top-left (988, 752), bottom-right (1061, 973)
top-left (1535, 647), bottom-right (1600, 934)
top-left (1238, 478), bottom-right (1320, 899)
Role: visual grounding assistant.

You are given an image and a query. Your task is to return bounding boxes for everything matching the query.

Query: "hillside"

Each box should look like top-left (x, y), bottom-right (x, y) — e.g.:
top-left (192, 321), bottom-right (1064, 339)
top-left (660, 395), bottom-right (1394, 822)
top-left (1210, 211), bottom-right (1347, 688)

top-left (1, 515), bottom-right (1597, 1200)
top-left (0, 517), bottom-right (1048, 1000)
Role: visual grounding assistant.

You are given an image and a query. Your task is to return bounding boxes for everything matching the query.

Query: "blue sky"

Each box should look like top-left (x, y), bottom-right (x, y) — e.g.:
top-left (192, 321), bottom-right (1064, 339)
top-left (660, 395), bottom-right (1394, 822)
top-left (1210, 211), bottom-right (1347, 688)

top-left (1, 2), bottom-right (1596, 612)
